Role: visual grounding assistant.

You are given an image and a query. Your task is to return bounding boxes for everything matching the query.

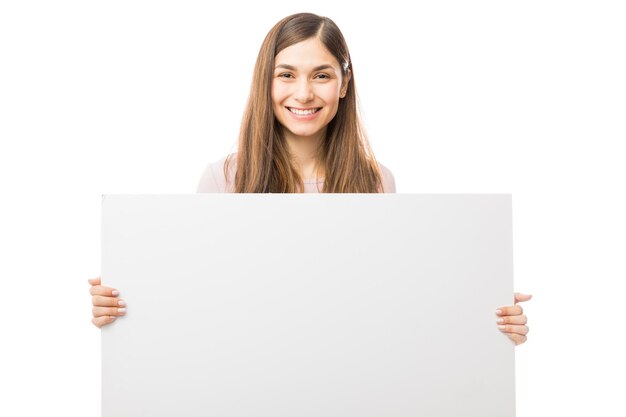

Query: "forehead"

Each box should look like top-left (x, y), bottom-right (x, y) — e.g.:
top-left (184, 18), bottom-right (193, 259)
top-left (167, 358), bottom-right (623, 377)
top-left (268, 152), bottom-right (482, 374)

top-left (274, 37), bottom-right (340, 69)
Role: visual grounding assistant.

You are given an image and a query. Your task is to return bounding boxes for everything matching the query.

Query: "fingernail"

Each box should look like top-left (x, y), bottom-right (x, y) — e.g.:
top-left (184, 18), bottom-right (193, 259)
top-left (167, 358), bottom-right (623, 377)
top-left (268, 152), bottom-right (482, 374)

top-left (495, 309), bottom-right (503, 315)
top-left (497, 318), bottom-right (504, 324)
top-left (117, 308), bottom-right (126, 313)
top-left (112, 290), bottom-right (120, 296)
top-left (498, 325), bottom-right (506, 330)
top-left (118, 299), bottom-right (126, 307)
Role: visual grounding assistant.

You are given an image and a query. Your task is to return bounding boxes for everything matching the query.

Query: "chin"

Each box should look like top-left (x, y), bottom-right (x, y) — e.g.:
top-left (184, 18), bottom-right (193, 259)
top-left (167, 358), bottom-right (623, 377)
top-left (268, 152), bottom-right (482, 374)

top-left (285, 127), bottom-right (323, 138)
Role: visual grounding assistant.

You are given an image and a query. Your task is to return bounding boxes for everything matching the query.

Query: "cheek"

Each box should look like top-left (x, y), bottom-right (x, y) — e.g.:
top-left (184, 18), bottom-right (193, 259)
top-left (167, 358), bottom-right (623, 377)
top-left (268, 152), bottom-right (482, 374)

top-left (271, 83), bottom-right (290, 105)
top-left (316, 83), bottom-right (341, 105)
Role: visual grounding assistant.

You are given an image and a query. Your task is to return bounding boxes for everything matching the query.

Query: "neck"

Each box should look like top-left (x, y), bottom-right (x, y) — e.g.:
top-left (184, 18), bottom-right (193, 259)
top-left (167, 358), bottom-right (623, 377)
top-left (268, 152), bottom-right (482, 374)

top-left (284, 129), bottom-right (326, 180)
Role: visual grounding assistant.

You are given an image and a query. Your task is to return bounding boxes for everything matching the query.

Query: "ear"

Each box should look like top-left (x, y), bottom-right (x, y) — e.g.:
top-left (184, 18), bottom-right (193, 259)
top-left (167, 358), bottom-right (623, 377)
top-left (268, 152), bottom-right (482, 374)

top-left (340, 69), bottom-right (351, 98)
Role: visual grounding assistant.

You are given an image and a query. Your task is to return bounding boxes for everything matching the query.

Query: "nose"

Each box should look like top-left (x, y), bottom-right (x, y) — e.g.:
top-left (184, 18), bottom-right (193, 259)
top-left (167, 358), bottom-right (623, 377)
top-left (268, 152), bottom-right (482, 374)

top-left (294, 79), bottom-right (314, 103)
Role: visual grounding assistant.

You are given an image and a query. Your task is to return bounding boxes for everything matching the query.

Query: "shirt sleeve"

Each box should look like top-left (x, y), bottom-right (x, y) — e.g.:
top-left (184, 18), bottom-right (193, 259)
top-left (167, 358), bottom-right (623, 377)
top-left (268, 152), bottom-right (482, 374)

top-left (196, 160), bottom-right (222, 193)
top-left (378, 162), bottom-right (397, 193)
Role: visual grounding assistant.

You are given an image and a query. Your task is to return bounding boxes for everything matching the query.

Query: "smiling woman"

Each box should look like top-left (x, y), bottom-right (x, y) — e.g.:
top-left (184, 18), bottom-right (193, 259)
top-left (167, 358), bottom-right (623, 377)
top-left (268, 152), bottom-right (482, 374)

top-left (89, 12), bottom-right (532, 347)
top-left (214, 12), bottom-right (391, 193)
top-left (272, 38), bottom-right (349, 149)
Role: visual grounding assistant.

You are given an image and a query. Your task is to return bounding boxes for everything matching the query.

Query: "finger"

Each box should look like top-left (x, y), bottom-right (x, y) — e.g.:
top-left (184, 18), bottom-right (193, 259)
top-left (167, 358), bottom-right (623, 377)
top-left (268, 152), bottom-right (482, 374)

top-left (89, 285), bottom-right (120, 297)
top-left (496, 305), bottom-right (523, 316)
top-left (514, 293), bottom-right (533, 304)
top-left (92, 315), bottom-right (117, 328)
top-left (88, 277), bottom-right (101, 286)
top-left (496, 314), bottom-right (527, 325)
top-left (498, 324), bottom-right (530, 336)
top-left (92, 295), bottom-right (125, 308)
top-left (92, 306), bottom-right (126, 318)
top-left (506, 333), bottom-right (528, 346)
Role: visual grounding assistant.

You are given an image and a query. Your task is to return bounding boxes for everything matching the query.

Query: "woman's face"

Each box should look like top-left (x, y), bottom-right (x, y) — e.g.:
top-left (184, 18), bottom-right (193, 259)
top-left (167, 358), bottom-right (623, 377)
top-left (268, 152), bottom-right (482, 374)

top-left (271, 37), bottom-right (349, 142)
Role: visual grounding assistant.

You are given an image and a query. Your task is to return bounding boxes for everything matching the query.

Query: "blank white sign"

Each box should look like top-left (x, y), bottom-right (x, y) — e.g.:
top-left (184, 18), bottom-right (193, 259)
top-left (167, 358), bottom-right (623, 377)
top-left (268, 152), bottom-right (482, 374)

top-left (101, 194), bottom-right (515, 417)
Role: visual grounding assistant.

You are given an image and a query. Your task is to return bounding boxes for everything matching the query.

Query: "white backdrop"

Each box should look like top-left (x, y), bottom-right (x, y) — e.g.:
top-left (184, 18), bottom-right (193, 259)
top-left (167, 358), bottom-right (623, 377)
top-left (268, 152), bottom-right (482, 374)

top-left (0, 1), bottom-right (624, 416)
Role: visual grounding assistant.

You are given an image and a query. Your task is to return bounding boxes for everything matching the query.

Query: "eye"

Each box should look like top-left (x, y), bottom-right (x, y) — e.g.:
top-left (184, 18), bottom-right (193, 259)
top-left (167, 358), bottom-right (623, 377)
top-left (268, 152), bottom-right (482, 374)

top-left (278, 73), bottom-right (294, 79)
top-left (315, 73), bottom-right (331, 79)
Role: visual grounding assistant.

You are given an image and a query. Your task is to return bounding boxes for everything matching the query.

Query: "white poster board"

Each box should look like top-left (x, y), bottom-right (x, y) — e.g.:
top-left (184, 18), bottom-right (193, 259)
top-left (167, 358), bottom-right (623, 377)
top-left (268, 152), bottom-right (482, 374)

top-left (101, 194), bottom-right (515, 416)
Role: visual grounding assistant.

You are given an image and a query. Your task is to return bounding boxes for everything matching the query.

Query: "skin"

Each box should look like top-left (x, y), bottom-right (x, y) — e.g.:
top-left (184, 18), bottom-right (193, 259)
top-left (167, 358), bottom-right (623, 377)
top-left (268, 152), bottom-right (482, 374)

top-left (88, 277), bottom-right (125, 328)
top-left (271, 37), bottom-right (350, 179)
top-left (89, 38), bottom-right (533, 346)
top-left (88, 275), bottom-right (532, 345)
top-left (497, 293), bottom-right (532, 345)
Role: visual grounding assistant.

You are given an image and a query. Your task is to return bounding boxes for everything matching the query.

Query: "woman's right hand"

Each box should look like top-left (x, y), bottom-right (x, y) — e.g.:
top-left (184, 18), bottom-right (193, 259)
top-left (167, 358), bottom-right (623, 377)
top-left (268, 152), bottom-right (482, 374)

top-left (88, 276), bottom-right (126, 328)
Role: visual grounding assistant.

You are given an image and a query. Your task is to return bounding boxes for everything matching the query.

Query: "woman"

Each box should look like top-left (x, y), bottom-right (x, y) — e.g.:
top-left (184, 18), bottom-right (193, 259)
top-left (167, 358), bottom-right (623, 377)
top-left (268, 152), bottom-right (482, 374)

top-left (88, 12), bottom-right (532, 345)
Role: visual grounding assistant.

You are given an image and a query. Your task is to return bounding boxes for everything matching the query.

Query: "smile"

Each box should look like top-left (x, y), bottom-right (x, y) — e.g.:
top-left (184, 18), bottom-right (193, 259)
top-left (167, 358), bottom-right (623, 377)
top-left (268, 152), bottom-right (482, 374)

top-left (287, 107), bottom-right (321, 115)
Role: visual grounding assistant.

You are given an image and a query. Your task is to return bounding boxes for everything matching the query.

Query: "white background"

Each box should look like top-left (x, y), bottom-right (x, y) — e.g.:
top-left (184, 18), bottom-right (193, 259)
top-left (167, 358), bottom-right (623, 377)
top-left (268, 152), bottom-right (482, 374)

top-left (0, 1), bottom-right (624, 416)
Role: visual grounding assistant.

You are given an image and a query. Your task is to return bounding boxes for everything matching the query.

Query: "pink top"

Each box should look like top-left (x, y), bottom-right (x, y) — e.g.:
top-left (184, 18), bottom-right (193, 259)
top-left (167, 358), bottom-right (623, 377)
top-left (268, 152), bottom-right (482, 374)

top-left (196, 153), bottom-right (396, 193)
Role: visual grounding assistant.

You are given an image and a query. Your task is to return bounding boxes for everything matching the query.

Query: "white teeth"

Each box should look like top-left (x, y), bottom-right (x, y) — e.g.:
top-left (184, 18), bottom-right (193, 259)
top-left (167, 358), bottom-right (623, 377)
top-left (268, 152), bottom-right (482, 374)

top-left (288, 107), bottom-right (319, 115)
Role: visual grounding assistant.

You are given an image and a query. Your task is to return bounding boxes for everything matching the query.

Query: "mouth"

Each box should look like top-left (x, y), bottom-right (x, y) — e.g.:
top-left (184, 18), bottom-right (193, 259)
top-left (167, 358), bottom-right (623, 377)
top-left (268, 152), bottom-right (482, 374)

top-left (287, 107), bottom-right (322, 116)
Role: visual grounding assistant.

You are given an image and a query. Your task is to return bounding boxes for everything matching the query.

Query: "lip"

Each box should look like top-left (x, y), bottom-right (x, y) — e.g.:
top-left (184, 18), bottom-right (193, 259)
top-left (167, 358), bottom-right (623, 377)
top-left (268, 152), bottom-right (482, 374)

top-left (286, 106), bottom-right (322, 121)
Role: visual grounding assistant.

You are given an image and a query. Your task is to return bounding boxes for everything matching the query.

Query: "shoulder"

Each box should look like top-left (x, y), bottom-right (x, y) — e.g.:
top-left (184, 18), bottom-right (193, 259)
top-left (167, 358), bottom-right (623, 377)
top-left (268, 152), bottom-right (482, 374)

top-left (197, 153), bottom-right (394, 193)
top-left (377, 161), bottom-right (396, 193)
top-left (196, 153), bottom-right (238, 193)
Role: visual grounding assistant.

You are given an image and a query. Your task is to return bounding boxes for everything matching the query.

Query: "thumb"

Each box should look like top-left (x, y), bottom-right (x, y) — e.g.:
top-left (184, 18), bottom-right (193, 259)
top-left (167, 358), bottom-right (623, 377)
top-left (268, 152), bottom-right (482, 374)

top-left (514, 292), bottom-right (533, 304)
top-left (88, 276), bottom-right (101, 286)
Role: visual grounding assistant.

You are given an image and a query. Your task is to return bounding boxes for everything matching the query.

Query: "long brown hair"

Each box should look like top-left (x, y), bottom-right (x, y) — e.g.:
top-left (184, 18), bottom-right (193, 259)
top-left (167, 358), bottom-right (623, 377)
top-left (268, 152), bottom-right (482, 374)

top-left (225, 12), bottom-right (384, 193)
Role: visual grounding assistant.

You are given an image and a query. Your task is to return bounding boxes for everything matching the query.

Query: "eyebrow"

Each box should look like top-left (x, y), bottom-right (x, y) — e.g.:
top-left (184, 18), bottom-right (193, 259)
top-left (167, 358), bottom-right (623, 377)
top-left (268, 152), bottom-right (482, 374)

top-left (274, 64), bottom-right (335, 72)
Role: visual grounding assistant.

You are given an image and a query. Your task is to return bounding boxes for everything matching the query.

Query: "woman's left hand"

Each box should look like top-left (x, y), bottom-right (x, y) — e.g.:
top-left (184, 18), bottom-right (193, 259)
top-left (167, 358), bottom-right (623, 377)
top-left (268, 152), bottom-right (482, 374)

top-left (496, 292), bottom-right (532, 346)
